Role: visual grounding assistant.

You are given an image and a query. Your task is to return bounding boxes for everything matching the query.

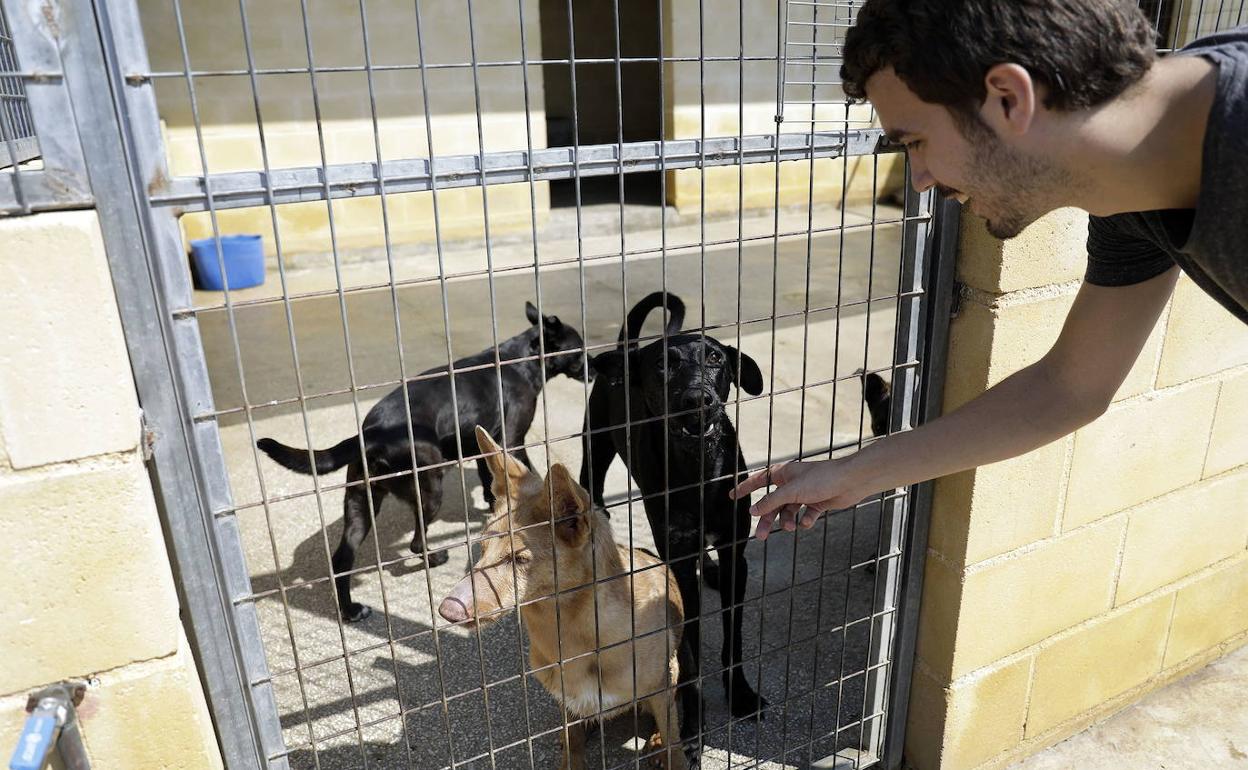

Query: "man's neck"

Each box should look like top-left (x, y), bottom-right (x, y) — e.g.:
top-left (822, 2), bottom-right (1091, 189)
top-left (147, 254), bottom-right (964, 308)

top-left (1046, 55), bottom-right (1217, 216)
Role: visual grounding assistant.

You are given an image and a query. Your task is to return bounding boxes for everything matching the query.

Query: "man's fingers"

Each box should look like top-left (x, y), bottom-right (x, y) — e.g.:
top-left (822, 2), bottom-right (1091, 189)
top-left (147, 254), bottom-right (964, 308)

top-left (754, 510), bottom-right (778, 541)
top-left (779, 504), bottom-right (801, 532)
top-left (748, 485), bottom-right (798, 520)
top-left (730, 463), bottom-right (785, 500)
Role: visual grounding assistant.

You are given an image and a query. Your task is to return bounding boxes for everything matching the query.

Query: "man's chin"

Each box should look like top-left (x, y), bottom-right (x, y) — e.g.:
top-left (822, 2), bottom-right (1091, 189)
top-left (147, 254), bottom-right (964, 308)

top-left (982, 211), bottom-right (1034, 240)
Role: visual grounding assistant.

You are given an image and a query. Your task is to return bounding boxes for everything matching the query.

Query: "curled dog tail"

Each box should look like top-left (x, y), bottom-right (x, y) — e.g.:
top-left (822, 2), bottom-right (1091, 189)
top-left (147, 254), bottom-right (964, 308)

top-left (256, 435), bottom-right (360, 475)
top-left (618, 291), bottom-right (685, 347)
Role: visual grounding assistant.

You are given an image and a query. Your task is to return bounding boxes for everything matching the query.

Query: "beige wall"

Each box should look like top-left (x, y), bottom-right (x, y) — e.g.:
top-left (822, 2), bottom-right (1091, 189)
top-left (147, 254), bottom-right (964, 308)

top-left (663, 0), bottom-right (906, 213)
top-left (138, 0), bottom-right (549, 257)
top-left (0, 212), bottom-right (223, 769)
top-left (906, 208), bottom-right (1248, 769)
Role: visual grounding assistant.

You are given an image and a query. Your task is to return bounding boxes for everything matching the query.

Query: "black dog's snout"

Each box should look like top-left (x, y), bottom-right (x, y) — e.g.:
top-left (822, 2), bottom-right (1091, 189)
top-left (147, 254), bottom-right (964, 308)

top-left (676, 388), bottom-right (722, 415)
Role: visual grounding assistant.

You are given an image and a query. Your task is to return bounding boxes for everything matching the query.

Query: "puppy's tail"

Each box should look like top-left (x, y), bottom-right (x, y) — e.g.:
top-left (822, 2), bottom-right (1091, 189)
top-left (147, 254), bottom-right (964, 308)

top-left (256, 435), bottom-right (360, 475)
top-left (619, 291), bottom-right (685, 347)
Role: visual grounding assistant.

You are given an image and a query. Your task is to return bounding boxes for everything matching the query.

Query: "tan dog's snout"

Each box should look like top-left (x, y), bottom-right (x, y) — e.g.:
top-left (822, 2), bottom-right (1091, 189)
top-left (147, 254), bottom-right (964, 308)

top-left (438, 575), bottom-right (478, 623)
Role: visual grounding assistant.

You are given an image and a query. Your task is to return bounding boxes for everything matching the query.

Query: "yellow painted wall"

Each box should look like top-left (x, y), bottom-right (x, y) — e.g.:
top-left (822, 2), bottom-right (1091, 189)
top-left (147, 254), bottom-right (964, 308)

top-left (906, 208), bottom-right (1248, 770)
top-left (138, 0), bottom-right (550, 257)
top-left (0, 212), bottom-right (223, 768)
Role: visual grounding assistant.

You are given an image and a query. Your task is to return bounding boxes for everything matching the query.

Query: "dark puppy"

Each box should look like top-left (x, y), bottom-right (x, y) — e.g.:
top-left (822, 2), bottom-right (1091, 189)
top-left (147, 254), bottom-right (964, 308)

top-left (861, 370), bottom-right (892, 437)
top-left (580, 291), bottom-right (767, 760)
top-left (258, 302), bottom-right (591, 622)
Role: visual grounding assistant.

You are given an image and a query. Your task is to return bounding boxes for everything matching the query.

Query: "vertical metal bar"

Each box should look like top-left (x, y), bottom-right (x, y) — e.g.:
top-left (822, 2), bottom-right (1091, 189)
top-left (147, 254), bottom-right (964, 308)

top-left (352, 3), bottom-right (439, 765)
top-left (778, 1), bottom-right (826, 762)
top-left (406, 2), bottom-right (510, 766)
top-left (751, 1), bottom-right (789, 764)
top-left (605, 1), bottom-right (641, 766)
top-left (230, 0), bottom-right (339, 761)
top-left (158, 0), bottom-right (292, 763)
top-left (55, 0), bottom-right (273, 766)
top-left (881, 197), bottom-right (958, 769)
top-left (512, 1), bottom-right (545, 764)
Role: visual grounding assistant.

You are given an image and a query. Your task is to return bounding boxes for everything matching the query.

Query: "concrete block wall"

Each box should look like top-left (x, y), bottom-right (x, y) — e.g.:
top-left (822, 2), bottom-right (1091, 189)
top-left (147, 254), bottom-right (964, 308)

top-left (0, 212), bottom-right (223, 769)
top-left (137, 0), bottom-right (549, 257)
top-left (906, 208), bottom-right (1248, 770)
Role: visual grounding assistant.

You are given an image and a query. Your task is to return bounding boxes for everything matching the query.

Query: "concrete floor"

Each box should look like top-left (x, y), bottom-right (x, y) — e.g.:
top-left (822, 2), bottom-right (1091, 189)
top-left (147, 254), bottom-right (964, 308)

top-left (197, 201), bottom-right (913, 769)
top-left (1009, 643), bottom-right (1248, 770)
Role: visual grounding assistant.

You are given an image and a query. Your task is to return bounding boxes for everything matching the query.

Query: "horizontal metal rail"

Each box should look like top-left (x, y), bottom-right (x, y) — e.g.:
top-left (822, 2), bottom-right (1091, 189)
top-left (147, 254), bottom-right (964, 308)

top-left (150, 129), bottom-right (891, 212)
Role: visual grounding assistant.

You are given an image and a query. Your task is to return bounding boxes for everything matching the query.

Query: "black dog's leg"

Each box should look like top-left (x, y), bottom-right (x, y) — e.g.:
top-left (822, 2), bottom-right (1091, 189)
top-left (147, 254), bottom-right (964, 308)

top-left (512, 445), bottom-right (534, 471)
top-left (716, 538), bottom-right (767, 718)
top-left (331, 463), bottom-right (383, 622)
top-left (676, 626), bottom-right (702, 769)
top-left (579, 416), bottom-right (617, 507)
top-left (671, 559), bottom-right (704, 759)
top-left (407, 472), bottom-right (449, 569)
top-left (475, 457), bottom-right (496, 509)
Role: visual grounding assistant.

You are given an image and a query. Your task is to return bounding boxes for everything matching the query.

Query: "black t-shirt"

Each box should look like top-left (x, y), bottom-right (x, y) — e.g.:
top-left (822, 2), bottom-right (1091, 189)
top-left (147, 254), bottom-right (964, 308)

top-left (1085, 27), bottom-right (1248, 324)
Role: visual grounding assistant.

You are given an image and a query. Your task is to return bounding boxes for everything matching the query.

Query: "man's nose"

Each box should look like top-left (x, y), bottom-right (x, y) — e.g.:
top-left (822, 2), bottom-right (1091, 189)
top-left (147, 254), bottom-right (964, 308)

top-left (909, 156), bottom-right (936, 193)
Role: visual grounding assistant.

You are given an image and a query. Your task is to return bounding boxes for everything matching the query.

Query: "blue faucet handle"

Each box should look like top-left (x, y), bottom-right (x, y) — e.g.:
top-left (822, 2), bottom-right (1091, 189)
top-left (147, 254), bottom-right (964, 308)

top-left (8, 712), bottom-right (57, 770)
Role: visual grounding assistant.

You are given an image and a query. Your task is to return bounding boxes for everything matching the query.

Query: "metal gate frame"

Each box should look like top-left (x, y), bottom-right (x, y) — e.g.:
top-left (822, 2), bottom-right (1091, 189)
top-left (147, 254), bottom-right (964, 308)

top-left (0, 0), bottom-right (957, 766)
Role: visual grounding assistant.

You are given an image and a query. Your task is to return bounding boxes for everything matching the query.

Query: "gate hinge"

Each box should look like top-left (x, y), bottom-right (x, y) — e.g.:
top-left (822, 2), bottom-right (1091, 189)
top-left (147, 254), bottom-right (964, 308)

top-left (949, 281), bottom-right (965, 319)
top-left (140, 411), bottom-right (156, 461)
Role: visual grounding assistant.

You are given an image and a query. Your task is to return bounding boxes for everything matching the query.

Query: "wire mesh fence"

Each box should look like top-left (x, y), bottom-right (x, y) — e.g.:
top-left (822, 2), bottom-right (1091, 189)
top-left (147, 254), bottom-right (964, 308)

top-left (4, 0), bottom-right (1239, 769)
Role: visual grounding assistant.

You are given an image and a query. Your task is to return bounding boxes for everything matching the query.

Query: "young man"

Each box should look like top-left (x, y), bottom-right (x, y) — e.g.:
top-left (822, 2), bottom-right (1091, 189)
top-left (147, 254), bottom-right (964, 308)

top-left (733, 1), bottom-right (1246, 538)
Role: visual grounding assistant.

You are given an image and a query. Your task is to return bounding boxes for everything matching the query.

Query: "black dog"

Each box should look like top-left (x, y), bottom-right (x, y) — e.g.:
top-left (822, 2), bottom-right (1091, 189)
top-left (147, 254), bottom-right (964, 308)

top-left (258, 302), bottom-right (591, 622)
top-left (580, 291), bottom-right (767, 758)
top-left (861, 370), bottom-right (892, 437)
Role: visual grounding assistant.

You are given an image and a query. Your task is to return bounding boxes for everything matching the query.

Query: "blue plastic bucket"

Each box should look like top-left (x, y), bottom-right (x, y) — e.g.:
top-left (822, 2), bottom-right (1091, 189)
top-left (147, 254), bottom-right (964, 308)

top-left (190, 235), bottom-right (265, 290)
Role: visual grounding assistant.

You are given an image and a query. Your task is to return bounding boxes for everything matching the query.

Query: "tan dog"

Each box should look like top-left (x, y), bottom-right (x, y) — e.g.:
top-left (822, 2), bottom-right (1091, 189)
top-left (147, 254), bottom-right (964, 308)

top-left (438, 427), bottom-right (687, 770)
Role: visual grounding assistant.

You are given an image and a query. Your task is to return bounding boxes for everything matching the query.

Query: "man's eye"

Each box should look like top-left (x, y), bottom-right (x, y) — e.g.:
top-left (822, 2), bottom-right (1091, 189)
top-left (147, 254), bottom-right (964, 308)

top-left (906, 140), bottom-right (923, 151)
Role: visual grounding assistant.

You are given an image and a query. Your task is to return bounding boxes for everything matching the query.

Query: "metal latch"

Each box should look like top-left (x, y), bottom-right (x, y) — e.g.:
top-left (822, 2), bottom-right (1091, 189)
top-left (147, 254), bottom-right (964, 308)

top-left (8, 682), bottom-right (90, 770)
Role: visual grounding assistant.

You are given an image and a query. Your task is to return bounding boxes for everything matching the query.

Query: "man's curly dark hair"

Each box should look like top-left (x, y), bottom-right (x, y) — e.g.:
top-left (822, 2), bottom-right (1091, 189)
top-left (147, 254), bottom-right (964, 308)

top-left (841, 0), bottom-right (1157, 123)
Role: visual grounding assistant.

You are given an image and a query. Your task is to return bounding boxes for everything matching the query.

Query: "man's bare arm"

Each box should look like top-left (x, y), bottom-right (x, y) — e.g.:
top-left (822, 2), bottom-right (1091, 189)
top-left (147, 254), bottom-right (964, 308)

top-left (734, 267), bottom-right (1180, 539)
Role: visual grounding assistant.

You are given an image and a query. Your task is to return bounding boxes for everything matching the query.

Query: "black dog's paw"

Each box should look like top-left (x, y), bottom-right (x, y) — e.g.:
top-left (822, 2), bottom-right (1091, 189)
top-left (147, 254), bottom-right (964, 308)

top-left (729, 688), bottom-right (768, 719)
top-left (425, 550), bottom-right (450, 568)
top-left (343, 602), bottom-right (373, 623)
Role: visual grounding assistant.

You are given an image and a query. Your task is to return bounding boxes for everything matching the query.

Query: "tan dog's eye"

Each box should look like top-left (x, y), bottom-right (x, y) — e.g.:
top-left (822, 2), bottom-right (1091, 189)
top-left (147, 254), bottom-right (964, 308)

top-left (513, 552), bottom-right (532, 564)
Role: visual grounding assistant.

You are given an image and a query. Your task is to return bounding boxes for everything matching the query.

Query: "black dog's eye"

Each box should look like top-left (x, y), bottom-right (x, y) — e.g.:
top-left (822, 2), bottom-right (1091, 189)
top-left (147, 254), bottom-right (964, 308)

top-left (706, 347), bottom-right (723, 364)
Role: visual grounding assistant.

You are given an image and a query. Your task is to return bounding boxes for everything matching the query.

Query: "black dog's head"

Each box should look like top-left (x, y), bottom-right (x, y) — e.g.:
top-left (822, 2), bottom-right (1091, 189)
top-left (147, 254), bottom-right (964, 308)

top-left (593, 333), bottom-right (763, 441)
top-left (525, 302), bottom-right (593, 383)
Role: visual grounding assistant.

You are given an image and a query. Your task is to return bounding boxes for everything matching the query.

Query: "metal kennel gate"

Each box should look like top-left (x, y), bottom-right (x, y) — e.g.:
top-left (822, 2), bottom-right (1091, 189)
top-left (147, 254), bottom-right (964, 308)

top-left (1, 0), bottom-right (964, 767)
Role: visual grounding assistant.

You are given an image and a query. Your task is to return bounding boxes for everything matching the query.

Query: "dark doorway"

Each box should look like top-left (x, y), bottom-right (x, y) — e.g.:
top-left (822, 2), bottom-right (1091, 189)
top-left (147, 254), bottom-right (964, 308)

top-left (540, 0), bottom-right (664, 207)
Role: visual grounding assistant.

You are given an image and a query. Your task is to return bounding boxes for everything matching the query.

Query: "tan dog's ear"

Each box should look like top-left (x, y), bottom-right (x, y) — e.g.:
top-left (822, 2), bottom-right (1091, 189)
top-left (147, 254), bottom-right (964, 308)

top-left (544, 464), bottom-right (591, 548)
top-left (474, 426), bottom-right (529, 509)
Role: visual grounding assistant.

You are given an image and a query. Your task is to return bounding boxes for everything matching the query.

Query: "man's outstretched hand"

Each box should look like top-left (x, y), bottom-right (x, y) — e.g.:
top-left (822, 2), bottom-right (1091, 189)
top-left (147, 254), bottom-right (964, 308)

top-left (730, 459), bottom-right (867, 541)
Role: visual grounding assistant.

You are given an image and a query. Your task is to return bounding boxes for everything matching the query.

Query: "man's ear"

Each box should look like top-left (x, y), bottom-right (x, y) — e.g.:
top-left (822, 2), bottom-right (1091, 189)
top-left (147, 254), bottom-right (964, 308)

top-left (725, 346), bottom-right (764, 396)
top-left (979, 63), bottom-right (1037, 137)
top-left (544, 464), bottom-right (590, 548)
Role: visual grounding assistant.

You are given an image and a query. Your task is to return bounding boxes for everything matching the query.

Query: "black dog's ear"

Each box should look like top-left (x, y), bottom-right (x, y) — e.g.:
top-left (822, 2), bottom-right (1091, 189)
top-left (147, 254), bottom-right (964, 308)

top-left (726, 346), bottom-right (764, 396)
top-left (543, 313), bottom-right (562, 330)
top-left (591, 349), bottom-right (637, 382)
top-left (525, 301), bottom-right (540, 326)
